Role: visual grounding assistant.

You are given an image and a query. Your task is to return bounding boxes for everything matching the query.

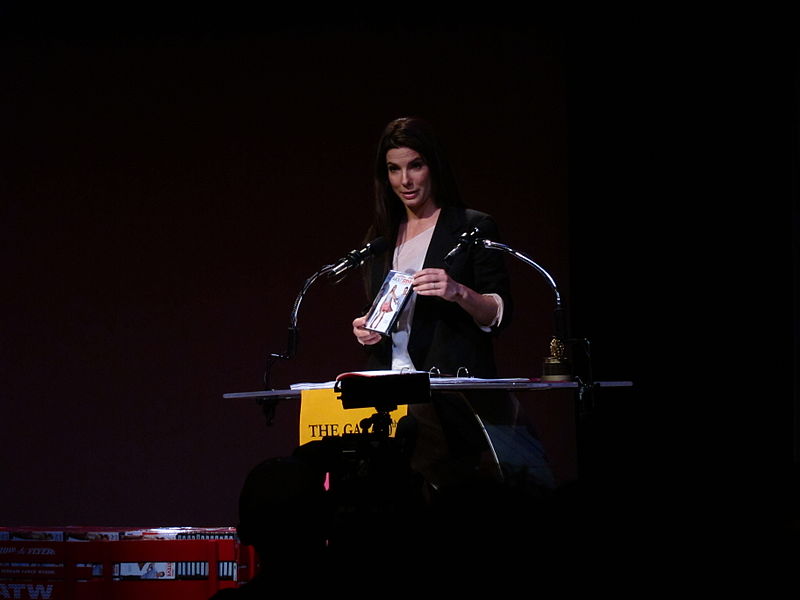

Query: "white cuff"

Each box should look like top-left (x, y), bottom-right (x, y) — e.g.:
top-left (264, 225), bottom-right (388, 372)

top-left (477, 293), bottom-right (504, 332)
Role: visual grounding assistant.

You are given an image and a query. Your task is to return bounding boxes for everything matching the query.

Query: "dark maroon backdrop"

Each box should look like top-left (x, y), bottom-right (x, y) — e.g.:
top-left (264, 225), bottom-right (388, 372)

top-left (3, 13), bottom-right (683, 528)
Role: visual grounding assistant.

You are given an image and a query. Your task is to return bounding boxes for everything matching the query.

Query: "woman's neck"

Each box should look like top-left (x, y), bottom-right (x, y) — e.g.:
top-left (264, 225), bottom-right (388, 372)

top-left (401, 205), bottom-right (441, 242)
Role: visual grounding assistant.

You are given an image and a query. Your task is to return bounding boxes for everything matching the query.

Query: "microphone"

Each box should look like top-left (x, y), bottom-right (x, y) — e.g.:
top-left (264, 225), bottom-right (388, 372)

top-left (329, 237), bottom-right (388, 278)
top-left (443, 226), bottom-right (482, 265)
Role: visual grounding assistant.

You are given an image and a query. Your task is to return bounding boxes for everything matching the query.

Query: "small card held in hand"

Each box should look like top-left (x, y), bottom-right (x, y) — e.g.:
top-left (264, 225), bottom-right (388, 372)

top-left (363, 270), bottom-right (414, 335)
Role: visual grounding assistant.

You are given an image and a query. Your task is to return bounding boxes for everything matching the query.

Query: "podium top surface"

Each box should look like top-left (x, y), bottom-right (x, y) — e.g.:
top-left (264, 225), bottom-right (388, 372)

top-left (223, 378), bottom-right (632, 401)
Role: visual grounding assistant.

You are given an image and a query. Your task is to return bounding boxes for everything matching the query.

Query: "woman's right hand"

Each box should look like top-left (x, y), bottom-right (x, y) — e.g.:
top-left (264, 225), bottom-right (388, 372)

top-left (352, 315), bottom-right (381, 346)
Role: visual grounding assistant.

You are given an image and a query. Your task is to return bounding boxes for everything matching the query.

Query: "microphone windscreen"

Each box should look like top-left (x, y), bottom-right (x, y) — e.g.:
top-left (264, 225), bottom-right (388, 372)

top-left (368, 236), bottom-right (388, 257)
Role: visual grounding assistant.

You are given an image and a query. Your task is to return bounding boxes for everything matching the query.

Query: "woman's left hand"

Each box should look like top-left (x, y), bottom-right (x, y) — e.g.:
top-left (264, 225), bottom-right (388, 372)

top-left (412, 268), bottom-right (462, 302)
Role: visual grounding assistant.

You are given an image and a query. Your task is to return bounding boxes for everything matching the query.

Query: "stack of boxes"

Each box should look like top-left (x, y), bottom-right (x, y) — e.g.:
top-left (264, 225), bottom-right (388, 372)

top-left (0, 526), bottom-right (256, 599)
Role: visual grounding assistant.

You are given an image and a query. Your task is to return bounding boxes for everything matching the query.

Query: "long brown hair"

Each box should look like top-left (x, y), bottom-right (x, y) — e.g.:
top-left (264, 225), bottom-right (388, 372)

top-left (365, 117), bottom-right (466, 247)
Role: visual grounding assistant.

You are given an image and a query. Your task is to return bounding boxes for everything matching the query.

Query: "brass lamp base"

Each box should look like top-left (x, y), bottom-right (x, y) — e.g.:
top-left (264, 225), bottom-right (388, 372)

top-left (540, 337), bottom-right (572, 382)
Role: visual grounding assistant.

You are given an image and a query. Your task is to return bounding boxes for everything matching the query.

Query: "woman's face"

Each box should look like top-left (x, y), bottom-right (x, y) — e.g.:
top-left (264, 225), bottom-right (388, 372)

top-left (386, 147), bottom-right (435, 214)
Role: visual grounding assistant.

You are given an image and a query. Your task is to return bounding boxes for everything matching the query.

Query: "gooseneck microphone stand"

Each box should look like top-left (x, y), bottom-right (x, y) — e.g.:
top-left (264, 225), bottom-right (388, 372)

top-left (479, 239), bottom-right (565, 332)
top-left (260, 264), bottom-right (334, 425)
top-left (466, 236), bottom-right (595, 410)
top-left (259, 237), bottom-right (387, 425)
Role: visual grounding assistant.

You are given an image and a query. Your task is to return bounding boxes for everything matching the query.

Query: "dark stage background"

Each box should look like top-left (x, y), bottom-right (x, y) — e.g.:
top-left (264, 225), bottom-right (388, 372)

top-left (4, 8), bottom-right (759, 531)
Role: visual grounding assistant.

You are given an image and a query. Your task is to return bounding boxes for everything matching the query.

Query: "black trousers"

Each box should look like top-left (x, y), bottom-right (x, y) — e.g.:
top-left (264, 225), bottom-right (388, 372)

top-left (402, 390), bottom-right (556, 492)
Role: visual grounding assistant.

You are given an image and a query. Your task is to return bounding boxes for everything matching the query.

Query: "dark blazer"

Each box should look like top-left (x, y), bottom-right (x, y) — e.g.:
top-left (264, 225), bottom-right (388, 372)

top-left (363, 205), bottom-right (513, 378)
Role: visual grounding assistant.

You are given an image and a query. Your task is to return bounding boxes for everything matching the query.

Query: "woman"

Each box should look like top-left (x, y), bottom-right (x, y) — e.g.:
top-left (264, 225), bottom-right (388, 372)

top-left (367, 283), bottom-right (399, 332)
top-left (351, 117), bottom-right (554, 492)
top-left (352, 116), bottom-right (512, 378)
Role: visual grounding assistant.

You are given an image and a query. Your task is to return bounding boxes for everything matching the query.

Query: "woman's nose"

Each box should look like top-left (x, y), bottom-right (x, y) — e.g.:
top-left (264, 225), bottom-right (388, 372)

top-left (401, 169), bottom-right (412, 186)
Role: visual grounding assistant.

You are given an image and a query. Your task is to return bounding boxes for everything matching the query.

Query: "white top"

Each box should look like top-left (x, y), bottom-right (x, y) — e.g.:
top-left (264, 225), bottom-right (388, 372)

top-left (391, 227), bottom-right (434, 371)
top-left (390, 227), bottom-right (503, 371)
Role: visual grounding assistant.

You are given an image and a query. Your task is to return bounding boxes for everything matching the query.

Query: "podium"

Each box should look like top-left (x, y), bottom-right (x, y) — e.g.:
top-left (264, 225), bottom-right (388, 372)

top-left (223, 378), bottom-right (632, 402)
top-left (224, 377), bottom-right (633, 488)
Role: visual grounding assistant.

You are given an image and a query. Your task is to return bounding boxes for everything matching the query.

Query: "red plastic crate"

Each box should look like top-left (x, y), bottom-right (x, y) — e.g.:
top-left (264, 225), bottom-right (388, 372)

top-left (0, 527), bottom-right (256, 600)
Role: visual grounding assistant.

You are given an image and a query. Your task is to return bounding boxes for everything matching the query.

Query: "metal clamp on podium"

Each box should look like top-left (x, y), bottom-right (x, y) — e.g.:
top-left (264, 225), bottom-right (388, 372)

top-left (334, 371), bottom-right (431, 411)
top-left (334, 371), bottom-right (430, 437)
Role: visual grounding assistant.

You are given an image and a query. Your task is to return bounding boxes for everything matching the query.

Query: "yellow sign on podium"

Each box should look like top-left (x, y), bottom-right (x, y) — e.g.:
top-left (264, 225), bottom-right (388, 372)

top-left (298, 388), bottom-right (408, 446)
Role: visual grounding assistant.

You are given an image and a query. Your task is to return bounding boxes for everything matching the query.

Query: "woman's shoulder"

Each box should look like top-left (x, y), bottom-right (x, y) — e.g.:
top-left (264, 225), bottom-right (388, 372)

top-left (441, 205), bottom-right (495, 227)
top-left (455, 207), bottom-right (500, 235)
